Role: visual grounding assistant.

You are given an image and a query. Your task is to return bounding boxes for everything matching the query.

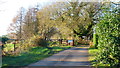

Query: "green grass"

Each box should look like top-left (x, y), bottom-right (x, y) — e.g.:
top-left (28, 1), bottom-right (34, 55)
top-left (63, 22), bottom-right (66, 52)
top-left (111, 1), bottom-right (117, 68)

top-left (89, 48), bottom-right (111, 68)
top-left (89, 48), bottom-right (99, 66)
top-left (2, 45), bottom-right (72, 67)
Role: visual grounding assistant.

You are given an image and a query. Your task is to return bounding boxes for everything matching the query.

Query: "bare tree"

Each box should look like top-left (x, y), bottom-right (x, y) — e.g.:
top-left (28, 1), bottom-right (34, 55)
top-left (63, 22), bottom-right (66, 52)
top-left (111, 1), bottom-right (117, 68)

top-left (8, 7), bottom-right (25, 40)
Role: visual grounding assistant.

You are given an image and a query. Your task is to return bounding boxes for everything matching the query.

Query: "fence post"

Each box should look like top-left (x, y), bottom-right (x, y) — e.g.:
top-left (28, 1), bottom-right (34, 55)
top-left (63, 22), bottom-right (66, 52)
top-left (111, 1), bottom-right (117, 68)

top-left (12, 41), bottom-right (16, 52)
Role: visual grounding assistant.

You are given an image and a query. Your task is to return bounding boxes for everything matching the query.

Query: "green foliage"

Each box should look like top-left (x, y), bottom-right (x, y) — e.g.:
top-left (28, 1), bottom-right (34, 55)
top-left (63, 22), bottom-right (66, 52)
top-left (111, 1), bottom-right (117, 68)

top-left (89, 48), bottom-right (99, 65)
top-left (89, 41), bottom-right (94, 48)
top-left (95, 6), bottom-right (120, 67)
top-left (74, 40), bottom-right (79, 45)
top-left (93, 33), bottom-right (98, 48)
top-left (56, 2), bottom-right (100, 38)
top-left (30, 35), bottom-right (49, 47)
top-left (89, 48), bottom-right (110, 67)
top-left (77, 38), bottom-right (90, 45)
top-left (0, 35), bottom-right (9, 44)
top-left (6, 40), bottom-right (13, 43)
top-left (2, 43), bottom-right (21, 55)
top-left (24, 35), bottom-right (49, 47)
top-left (3, 44), bottom-right (14, 52)
top-left (2, 35), bottom-right (49, 56)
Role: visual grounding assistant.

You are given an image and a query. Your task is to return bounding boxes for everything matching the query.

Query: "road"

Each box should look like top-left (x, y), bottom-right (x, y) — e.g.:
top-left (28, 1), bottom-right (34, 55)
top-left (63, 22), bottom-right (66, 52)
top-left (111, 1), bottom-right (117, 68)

top-left (29, 46), bottom-right (91, 66)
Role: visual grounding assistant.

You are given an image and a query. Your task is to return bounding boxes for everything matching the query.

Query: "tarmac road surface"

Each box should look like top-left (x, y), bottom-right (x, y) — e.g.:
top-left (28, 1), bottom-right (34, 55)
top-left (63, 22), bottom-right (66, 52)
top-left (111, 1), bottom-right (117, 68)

top-left (29, 46), bottom-right (91, 66)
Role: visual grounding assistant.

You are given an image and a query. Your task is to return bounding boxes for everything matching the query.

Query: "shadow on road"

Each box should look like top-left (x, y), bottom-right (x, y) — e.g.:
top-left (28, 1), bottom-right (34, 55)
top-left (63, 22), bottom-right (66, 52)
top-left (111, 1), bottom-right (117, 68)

top-left (29, 46), bottom-right (91, 66)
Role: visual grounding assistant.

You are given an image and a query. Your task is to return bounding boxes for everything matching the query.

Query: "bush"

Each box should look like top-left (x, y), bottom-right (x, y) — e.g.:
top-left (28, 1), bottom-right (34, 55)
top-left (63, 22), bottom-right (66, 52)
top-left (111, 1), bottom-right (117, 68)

top-left (74, 40), bottom-right (79, 45)
top-left (89, 41), bottom-right (94, 48)
top-left (6, 40), bottom-right (13, 43)
top-left (93, 33), bottom-right (98, 48)
top-left (0, 36), bottom-right (9, 44)
top-left (2, 35), bottom-right (50, 56)
top-left (3, 44), bottom-right (14, 55)
top-left (77, 38), bottom-right (90, 45)
top-left (95, 8), bottom-right (120, 67)
top-left (29, 35), bottom-right (49, 47)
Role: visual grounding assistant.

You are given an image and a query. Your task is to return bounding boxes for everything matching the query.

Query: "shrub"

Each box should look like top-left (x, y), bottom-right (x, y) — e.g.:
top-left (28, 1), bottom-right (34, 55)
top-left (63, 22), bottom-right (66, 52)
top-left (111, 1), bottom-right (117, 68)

top-left (3, 44), bottom-right (14, 55)
top-left (78, 38), bottom-right (90, 45)
top-left (89, 41), bottom-right (94, 48)
top-left (74, 40), bottom-right (79, 45)
top-left (0, 36), bottom-right (9, 44)
top-left (6, 40), bottom-right (13, 43)
top-left (93, 33), bottom-right (98, 48)
top-left (95, 8), bottom-right (120, 67)
top-left (29, 35), bottom-right (49, 47)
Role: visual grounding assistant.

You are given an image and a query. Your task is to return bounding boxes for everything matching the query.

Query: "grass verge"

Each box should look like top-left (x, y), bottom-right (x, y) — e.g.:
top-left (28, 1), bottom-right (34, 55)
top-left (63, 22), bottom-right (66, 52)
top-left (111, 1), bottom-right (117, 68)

top-left (89, 48), bottom-right (111, 68)
top-left (2, 45), bottom-right (72, 67)
top-left (89, 48), bottom-right (99, 66)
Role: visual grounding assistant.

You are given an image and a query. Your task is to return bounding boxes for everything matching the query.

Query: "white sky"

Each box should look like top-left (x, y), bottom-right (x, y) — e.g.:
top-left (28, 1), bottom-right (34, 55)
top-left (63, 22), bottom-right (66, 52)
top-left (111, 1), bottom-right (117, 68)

top-left (0, 0), bottom-right (119, 36)
top-left (0, 0), bottom-right (51, 36)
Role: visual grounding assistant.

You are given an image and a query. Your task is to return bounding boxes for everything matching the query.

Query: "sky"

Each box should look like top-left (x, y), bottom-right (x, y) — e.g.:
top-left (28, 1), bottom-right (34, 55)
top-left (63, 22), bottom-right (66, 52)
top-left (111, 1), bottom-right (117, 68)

top-left (0, 0), bottom-right (119, 36)
top-left (0, 0), bottom-right (51, 36)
